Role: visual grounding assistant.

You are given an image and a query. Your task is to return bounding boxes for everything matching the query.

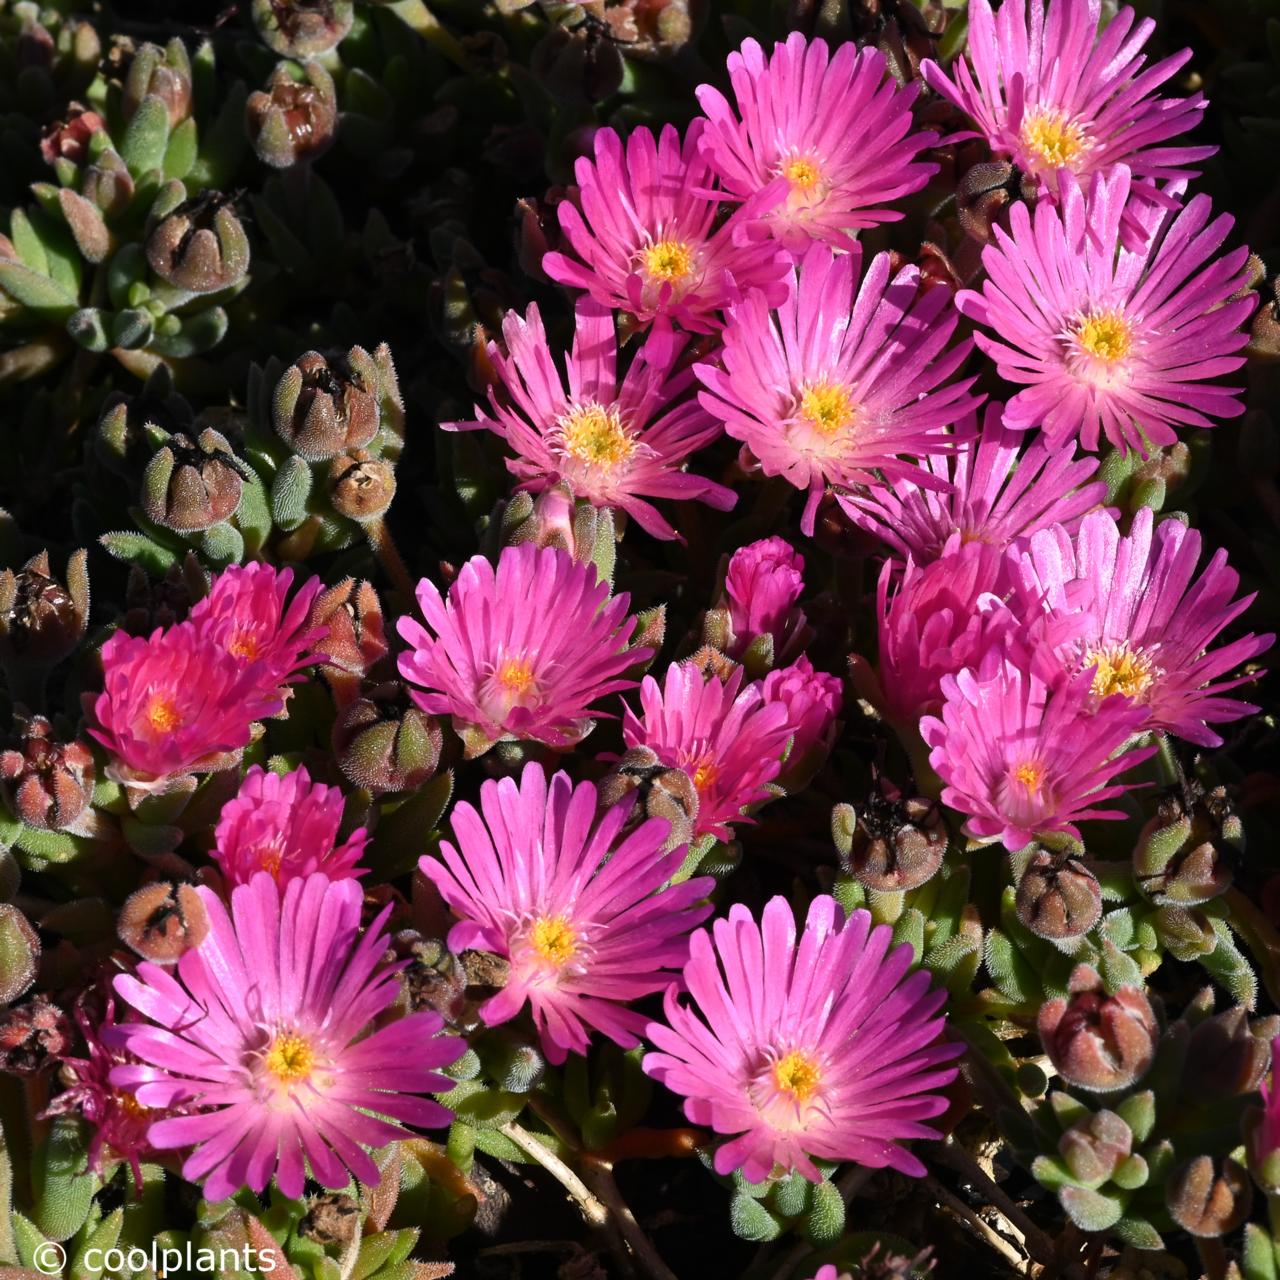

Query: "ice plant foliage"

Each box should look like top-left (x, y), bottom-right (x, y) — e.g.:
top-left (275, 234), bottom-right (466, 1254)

top-left (644, 896), bottom-right (961, 1181)
top-left (695, 34), bottom-right (937, 251)
top-left (696, 243), bottom-right (980, 534)
top-left (446, 296), bottom-right (733, 540)
top-left (110, 873), bottom-right (462, 1200)
top-left (422, 763), bottom-right (712, 1064)
top-left (397, 543), bottom-right (648, 756)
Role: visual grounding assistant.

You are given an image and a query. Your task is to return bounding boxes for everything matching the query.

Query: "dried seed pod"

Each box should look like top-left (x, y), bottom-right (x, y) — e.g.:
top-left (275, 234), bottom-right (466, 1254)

top-left (146, 190), bottom-right (250, 294)
top-left (0, 549), bottom-right (89, 675)
top-left (141, 428), bottom-right (247, 532)
top-left (118, 882), bottom-right (209, 964)
top-left (251, 0), bottom-right (354, 57)
top-left (272, 348), bottom-right (380, 461)
top-left (599, 746), bottom-right (700, 853)
top-left (0, 714), bottom-right (94, 831)
top-left (1015, 847), bottom-right (1102, 940)
top-left (0, 994), bottom-right (72, 1074)
top-left (1166, 1156), bottom-right (1252, 1238)
top-left (328, 450), bottom-right (396, 523)
top-left (835, 788), bottom-right (947, 893)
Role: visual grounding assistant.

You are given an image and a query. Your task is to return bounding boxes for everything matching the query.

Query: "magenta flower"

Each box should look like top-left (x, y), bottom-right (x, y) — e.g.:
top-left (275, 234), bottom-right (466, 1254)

top-left (1254, 1038), bottom-right (1280, 1174)
top-left (446, 296), bottom-right (734, 541)
top-left (1015, 508), bottom-right (1273, 747)
top-left (839, 403), bottom-right (1108, 563)
top-left (921, 653), bottom-right (1154, 851)
top-left (921, 0), bottom-right (1214, 219)
top-left (542, 121), bottom-right (791, 333)
top-left (213, 765), bottom-right (368, 888)
top-left (397, 544), bottom-right (649, 757)
top-left (423, 763), bottom-right (712, 1065)
top-left (87, 622), bottom-right (283, 788)
top-left (110, 872), bottom-right (462, 1201)
top-left (720, 537), bottom-right (808, 662)
top-left (696, 243), bottom-right (980, 534)
top-left (877, 539), bottom-right (1018, 726)
top-left (622, 663), bottom-right (792, 841)
top-left (761, 656), bottom-right (842, 783)
top-left (956, 166), bottom-right (1253, 455)
top-left (644, 895), bottom-right (960, 1182)
top-left (695, 34), bottom-right (937, 252)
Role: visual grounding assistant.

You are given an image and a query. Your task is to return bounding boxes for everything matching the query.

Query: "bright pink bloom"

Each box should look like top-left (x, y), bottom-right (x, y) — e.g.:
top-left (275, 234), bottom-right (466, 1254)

top-left (110, 873), bottom-right (462, 1201)
top-left (721, 537), bottom-right (807, 661)
top-left (696, 243), bottom-right (980, 534)
top-left (397, 544), bottom-right (648, 757)
top-left (877, 539), bottom-right (1018, 726)
top-left (695, 34), bottom-right (937, 252)
top-left (644, 895), bottom-right (960, 1182)
top-left (1015, 508), bottom-right (1273, 747)
top-left (213, 766), bottom-right (368, 888)
top-left (542, 121), bottom-right (791, 333)
top-left (956, 167), bottom-right (1253, 455)
top-left (839, 403), bottom-right (1108, 563)
top-left (87, 623), bottom-right (283, 786)
top-left (921, 653), bottom-right (1153, 851)
top-left (921, 0), bottom-right (1214, 221)
top-left (446, 296), bottom-right (733, 541)
top-left (761, 657), bottom-right (842, 780)
top-left (622, 663), bottom-right (792, 841)
top-left (423, 763), bottom-right (712, 1065)
top-left (1255, 1038), bottom-right (1280, 1171)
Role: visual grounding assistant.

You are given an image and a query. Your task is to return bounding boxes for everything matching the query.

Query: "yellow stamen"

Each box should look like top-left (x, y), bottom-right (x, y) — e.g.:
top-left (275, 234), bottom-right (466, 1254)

top-left (145, 695), bottom-right (181, 733)
top-left (530, 915), bottom-right (577, 966)
top-left (1013, 761), bottom-right (1046, 792)
top-left (1087, 645), bottom-right (1154, 699)
top-left (641, 239), bottom-right (695, 284)
top-left (798, 382), bottom-right (856, 437)
top-left (1020, 108), bottom-right (1088, 169)
top-left (116, 1090), bottom-right (149, 1118)
top-left (1075, 309), bottom-right (1133, 363)
top-left (264, 1033), bottom-right (315, 1083)
top-left (495, 659), bottom-right (536, 695)
top-left (228, 632), bottom-right (262, 661)
top-left (773, 1050), bottom-right (821, 1102)
top-left (560, 403), bottom-right (636, 470)
top-left (783, 155), bottom-right (821, 192)
top-left (690, 757), bottom-right (718, 794)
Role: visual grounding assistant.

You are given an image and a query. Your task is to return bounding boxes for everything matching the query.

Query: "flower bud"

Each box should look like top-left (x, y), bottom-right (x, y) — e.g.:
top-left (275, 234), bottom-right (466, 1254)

top-left (0, 714), bottom-right (94, 832)
top-left (1184, 1007), bottom-right (1271, 1101)
top-left (141, 428), bottom-right (246, 532)
top-left (0, 994), bottom-right (72, 1074)
top-left (393, 932), bottom-right (469, 1024)
top-left (957, 162), bottom-right (1035, 244)
top-left (1038, 964), bottom-right (1158, 1093)
top-left (123, 39), bottom-right (193, 129)
top-left (835, 788), bottom-right (947, 893)
top-left (80, 148), bottom-right (135, 219)
top-left (252, 0), bottom-right (354, 57)
top-left (40, 103), bottom-right (106, 167)
top-left (273, 348), bottom-right (380, 461)
top-left (1134, 784), bottom-right (1239, 906)
top-left (0, 549), bottom-right (89, 677)
top-left (0, 904), bottom-right (40, 1004)
top-left (599, 747), bottom-right (699, 854)
top-left (309, 578), bottom-right (388, 679)
top-left (246, 60), bottom-right (338, 169)
top-left (1153, 905), bottom-right (1217, 962)
top-left (1015, 847), bottom-right (1102, 941)
top-left (146, 190), bottom-right (250, 294)
top-left (333, 681), bottom-right (443, 794)
top-left (1166, 1156), bottom-right (1251, 1238)
top-left (531, 23), bottom-right (625, 105)
top-left (328, 450), bottom-right (396, 523)
top-left (118, 882), bottom-right (209, 965)
top-left (94, 366), bottom-right (192, 477)
top-left (1058, 1109), bottom-right (1132, 1187)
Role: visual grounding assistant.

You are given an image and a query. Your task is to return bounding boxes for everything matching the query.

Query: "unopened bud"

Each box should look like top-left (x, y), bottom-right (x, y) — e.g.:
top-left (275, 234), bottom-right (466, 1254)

top-left (246, 60), bottom-right (338, 169)
top-left (328, 450), bottom-right (396, 523)
top-left (1247, 276), bottom-right (1280, 363)
top-left (601, 0), bottom-right (695, 56)
top-left (80, 148), bottom-right (135, 219)
top-left (1038, 964), bottom-right (1158, 1092)
top-left (599, 747), bottom-right (699, 854)
top-left (273, 348), bottom-right (379, 461)
top-left (0, 714), bottom-right (94, 831)
top-left (1015, 848), bottom-right (1102, 940)
top-left (0, 994), bottom-right (72, 1074)
top-left (123, 39), bottom-right (193, 128)
top-left (1184, 1007), bottom-right (1271, 1100)
top-left (40, 103), bottom-right (106, 168)
top-left (531, 24), bottom-right (625, 105)
top-left (146, 189), bottom-right (250, 294)
top-left (309, 578), bottom-right (388, 678)
top-left (252, 0), bottom-right (354, 57)
top-left (141, 428), bottom-right (246, 532)
top-left (1058, 1109), bottom-right (1132, 1187)
top-left (835, 789), bottom-right (947, 893)
top-left (1134, 784), bottom-right (1239, 906)
top-left (957, 162), bottom-right (1033, 244)
top-left (1153, 905), bottom-right (1217, 962)
top-left (0, 905), bottom-right (40, 1004)
top-left (333, 681), bottom-right (443, 794)
top-left (1166, 1156), bottom-right (1251, 1238)
top-left (118, 882), bottom-right (209, 964)
top-left (0, 549), bottom-right (90, 675)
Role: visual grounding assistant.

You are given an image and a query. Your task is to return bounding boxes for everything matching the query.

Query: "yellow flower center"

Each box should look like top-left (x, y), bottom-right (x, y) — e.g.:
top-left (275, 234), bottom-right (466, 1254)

top-left (145, 695), bottom-right (181, 733)
top-left (560, 403), bottom-right (636, 471)
top-left (690, 756), bottom-right (718, 795)
top-left (773, 1050), bottom-right (821, 1102)
top-left (495, 659), bottom-right (536, 695)
top-left (264, 1033), bottom-right (315, 1083)
top-left (1087, 645), bottom-right (1155, 699)
top-left (116, 1089), bottom-right (149, 1118)
top-left (530, 915), bottom-right (577, 966)
top-left (1075, 309), bottom-right (1132, 363)
top-left (228, 631), bottom-right (262, 661)
top-left (641, 239), bottom-right (695, 284)
top-left (1020, 108), bottom-right (1088, 169)
top-left (1012, 761), bottom-right (1046, 792)
top-left (798, 381), bottom-right (856, 437)
top-left (783, 155), bottom-right (821, 192)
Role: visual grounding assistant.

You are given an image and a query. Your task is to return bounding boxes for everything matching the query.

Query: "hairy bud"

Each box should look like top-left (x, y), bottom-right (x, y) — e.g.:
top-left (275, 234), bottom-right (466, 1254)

top-left (1134, 783), bottom-right (1239, 906)
top-left (141, 428), bottom-right (246, 532)
top-left (1166, 1156), bottom-right (1251, 1238)
top-left (1184, 1007), bottom-right (1271, 1100)
top-left (1058, 1109), bottom-right (1132, 1186)
top-left (246, 60), bottom-right (338, 169)
top-left (0, 715), bottom-right (94, 832)
top-left (0, 905), bottom-right (40, 1005)
top-left (118, 882), bottom-right (209, 965)
top-left (333, 681), bottom-right (443, 794)
top-left (273, 348), bottom-right (380, 461)
top-left (146, 190), bottom-right (250, 295)
top-left (957, 162), bottom-right (1035, 244)
top-left (252, 0), bottom-right (354, 57)
top-left (599, 747), bottom-right (699, 854)
top-left (310, 578), bottom-right (388, 679)
top-left (0, 549), bottom-right (89, 677)
top-left (123, 39), bottom-right (193, 128)
top-left (328, 450), bottom-right (396, 523)
top-left (834, 787), bottom-right (947, 893)
top-left (0, 994), bottom-right (72, 1074)
top-left (1015, 847), bottom-right (1102, 940)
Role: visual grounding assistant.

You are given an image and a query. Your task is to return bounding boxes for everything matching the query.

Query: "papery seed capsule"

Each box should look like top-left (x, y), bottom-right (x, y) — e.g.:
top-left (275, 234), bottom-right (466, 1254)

top-left (146, 190), bottom-right (250, 294)
top-left (0, 994), bottom-right (72, 1074)
top-left (118, 882), bottom-right (209, 965)
top-left (1015, 847), bottom-right (1102, 940)
top-left (272, 348), bottom-right (380, 461)
top-left (328, 450), bottom-right (396, 523)
top-left (599, 747), bottom-right (700, 854)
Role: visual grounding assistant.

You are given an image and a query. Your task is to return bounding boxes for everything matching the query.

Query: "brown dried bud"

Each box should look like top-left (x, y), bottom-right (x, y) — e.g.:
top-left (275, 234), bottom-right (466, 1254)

top-left (1247, 275), bottom-right (1280, 363)
top-left (0, 994), bottom-right (72, 1074)
top-left (333, 681), bottom-right (443, 794)
top-left (601, 0), bottom-right (698, 58)
top-left (299, 1194), bottom-right (360, 1246)
top-left (0, 714), bottom-right (94, 832)
top-left (123, 39), bottom-right (193, 129)
top-left (1038, 964), bottom-right (1158, 1093)
top-left (1184, 1006), bottom-right (1271, 1101)
top-left (1166, 1156), bottom-right (1252, 1238)
top-left (246, 60), bottom-right (338, 169)
top-left (835, 788), bottom-right (947, 893)
top-left (957, 161), bottom-right (1035, 244)
top-left (0, 549), bottom-right (90, 676)
top-left (118, 882), bottom-right (209, 965)
top-left (40, 103), bottom-right (106, 168)
top-left (1015, 848), bottom-right (1102, 940)
top-left (393, 932), bottom-right (468, 1024)
top-left (1134, 783), bottom-right (1240, 906)
top-left (309, 578), bottom-right (388, 680)
top-left (273, 348), bottom-right (380, 462)
top-left (328, 450), bottom-right (396, 523)
top-left (599, 747), bottom-right (699, 853)
top-left (252, 0), bottom-right (354, 57)
top-left (141, 428), bottom-right (246, 532)
top-left (146, 190), bottom-right (250, 295)
top-left (531, 24), bottom-right (625, 105)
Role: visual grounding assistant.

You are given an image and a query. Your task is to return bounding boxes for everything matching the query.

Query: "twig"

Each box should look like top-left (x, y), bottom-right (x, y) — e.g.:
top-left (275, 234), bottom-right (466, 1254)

top-left (581, 1158), bottom-right (680, 1280)
top-left (498, 1122), bottom-right (608, 1227)
top-left (923, 1173), bottom-right (1027, 1271)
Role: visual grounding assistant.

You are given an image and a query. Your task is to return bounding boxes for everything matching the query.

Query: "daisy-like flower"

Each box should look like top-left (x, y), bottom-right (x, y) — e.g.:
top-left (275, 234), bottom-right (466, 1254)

top-left (955, 166), bottom-right (1253, 455)
top-left (839, 403), bottom-right (1108, 562)
top-left (542, 121), bottom-right (792, 333)
top-left (110, 872), bottom-right (462, 1200)
top-left (696, 34), bottom-right (938, 252)
top-left (622, 662), bottom-right (793, 841)
top-left (719, 537), bottom-right (808, 662)
top-left (1015, 508), bottom-right (1273, 747)
top-left (696, 243), bottom-right (981, 534)
top-left (920, 0), bottom-right (1214, 218)
top-left (644, 895), bottom-right (961, 1182)
top-left (422, 763), bottom-right (712, 1064)
top-left (213, 765), bottom-right (368, 888)
top-left (446, 296), bottom-right (734, 541)
top-left (920, 653), bottom-right (1154, 850)
top-left (397, 544), bottom-right (649, 758)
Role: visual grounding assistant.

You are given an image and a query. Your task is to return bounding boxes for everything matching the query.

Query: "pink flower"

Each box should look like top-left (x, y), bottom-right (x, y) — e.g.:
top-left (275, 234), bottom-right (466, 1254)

top-left (920, 653), bottom-right (1154, 851)
top-left (720, 537), bottom-right (808, 662)
top-left (695, 35), bottom-right (937, 252)
top-left (921, 0), bottom-right (1214, 222)
top-left (110, 873), bottom-right (462, 1200)
top-left (839, 402), bottom-right (1108, 563)
top-left (644, 895), bottom-right (961, 1182)
top-left (696, 243), bottom-right (980, 535)
top-left (877, 539), bottom-right (1018, 726)
top-left (761, 657), bottom-right (842, 782)
top-left (955, 166), bottom-right (1253, 455)
top-left (397, 544), bottom-right (648, 758)
top-left (213, 766), bottom-right (368, 888)
top-left (1015, 508), bottom-right (1273, 747)
top-left (1255, 1038), bottom-right (1280, 1173)
top-left (622, 663), bottom-right (793, 841)
top-left (87, 622), bottom-right (283, 787)
top-left (446, 296), bottom-right (734, 541)
top-left (423, 763), bottom-right (712, 1065)
top-left (542, 121), bottom-right (791, 333)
